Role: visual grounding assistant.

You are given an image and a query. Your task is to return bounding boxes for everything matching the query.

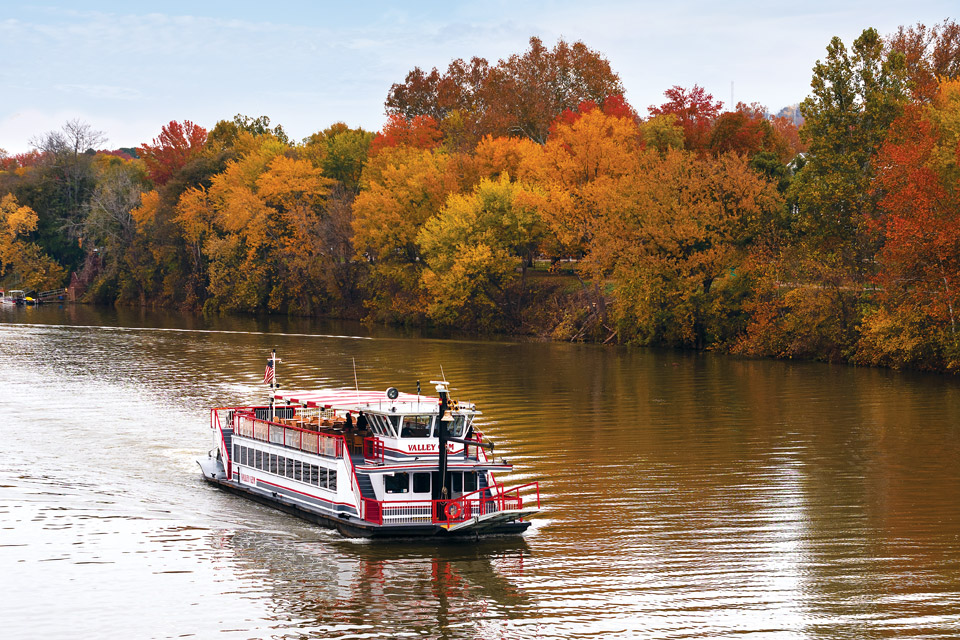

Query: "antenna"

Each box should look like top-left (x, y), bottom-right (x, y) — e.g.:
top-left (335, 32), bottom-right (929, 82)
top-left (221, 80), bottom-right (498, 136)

top-left (353, 357), bottom-right (361, 405)
top-left (440, 364), bottom-right (447, 383)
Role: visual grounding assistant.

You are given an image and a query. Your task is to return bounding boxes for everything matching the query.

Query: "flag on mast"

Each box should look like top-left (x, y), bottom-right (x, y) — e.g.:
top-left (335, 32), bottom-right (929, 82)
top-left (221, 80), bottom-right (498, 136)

top-left (263, 358), bottom-right (275, 384)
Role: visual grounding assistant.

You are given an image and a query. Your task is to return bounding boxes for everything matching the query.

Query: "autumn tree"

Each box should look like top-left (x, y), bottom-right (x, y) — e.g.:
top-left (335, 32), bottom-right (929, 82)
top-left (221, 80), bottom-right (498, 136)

top-left (417, 175), bottom-right (545, 330)
top-left (649, 85), bottom-right (723, 152)
top-left (176, 136), bottom-right (336, 313)
top-left (531, 103), bottom-right (644, 261)
top-left (707, 103), bottom-right (790, 160)
top-left (587, 151), bottom-right (783, 348)
top-left (640, 114), bottom-right (685, 154)
top-left (352, 146), bottom-right (461, 322)
top-left (385, 37), bottom-right (624, 144)
top-left (368, 115), bottom-right (443, 157)
top-left (206, 114), bottom-right (289, 152)
top-left (0, 194), bottom-right (65, 290)
top-left (856, 80), bottom-right (960, 370)
top-left (887, 20), bottom-right (960, 103)
top-left (138, 120), bottom-right (208, 186)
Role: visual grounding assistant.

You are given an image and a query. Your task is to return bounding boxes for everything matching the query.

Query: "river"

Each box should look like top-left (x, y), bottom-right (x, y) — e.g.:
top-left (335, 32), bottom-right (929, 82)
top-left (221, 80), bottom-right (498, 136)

top-left (3, 304), bottom-right (960, 638)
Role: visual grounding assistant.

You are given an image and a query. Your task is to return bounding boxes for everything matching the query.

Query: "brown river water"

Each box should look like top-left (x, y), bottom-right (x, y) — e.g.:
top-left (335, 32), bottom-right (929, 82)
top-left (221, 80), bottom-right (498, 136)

top-left (3, 304), bottom-right (960, 639)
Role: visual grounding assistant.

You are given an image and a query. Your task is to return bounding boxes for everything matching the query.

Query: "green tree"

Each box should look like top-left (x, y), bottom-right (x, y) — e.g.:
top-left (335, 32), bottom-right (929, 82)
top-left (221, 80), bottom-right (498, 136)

top-left (791, 28), bottom-right (907, 281)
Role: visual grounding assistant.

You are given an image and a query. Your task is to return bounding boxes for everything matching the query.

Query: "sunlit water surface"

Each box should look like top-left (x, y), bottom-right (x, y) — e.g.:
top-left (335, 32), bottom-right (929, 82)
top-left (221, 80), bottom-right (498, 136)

top-left (3, 304), bottom-right (960, 638)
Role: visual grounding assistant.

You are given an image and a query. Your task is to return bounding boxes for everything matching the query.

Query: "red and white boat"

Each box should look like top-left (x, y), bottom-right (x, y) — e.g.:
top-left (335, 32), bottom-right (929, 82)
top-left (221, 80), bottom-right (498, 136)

top-left (198, 353), bottom-right (540, 538)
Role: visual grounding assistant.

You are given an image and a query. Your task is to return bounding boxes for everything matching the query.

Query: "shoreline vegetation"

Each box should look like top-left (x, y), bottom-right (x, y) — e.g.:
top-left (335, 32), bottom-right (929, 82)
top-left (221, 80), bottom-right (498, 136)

top-left (3, 24), bottom-right (960, 372)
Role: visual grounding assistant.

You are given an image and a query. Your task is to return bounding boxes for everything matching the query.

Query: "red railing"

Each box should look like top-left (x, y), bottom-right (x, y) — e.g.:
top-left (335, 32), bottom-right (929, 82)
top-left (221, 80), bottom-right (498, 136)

top-left (359, 481), bottom-right (540, 525)
top-left (218, 407), bottom-right (365, 518)
top-left (363, 437), bottom-right (385, 463)
top-left (362, 498), bottom-right (383, 525)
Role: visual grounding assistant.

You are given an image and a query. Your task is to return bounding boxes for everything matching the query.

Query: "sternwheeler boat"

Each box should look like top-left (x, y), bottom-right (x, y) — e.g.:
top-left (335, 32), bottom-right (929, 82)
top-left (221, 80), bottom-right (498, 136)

top-left (198, 352), bottom-right (540, 538)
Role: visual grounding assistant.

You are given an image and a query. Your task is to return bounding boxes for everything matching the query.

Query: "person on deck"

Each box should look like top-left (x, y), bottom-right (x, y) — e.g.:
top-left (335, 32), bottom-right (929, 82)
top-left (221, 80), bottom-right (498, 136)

top-left (345, 412), bottom-right (353, 430)
top-left (356, 410), bottom-right (368, 432)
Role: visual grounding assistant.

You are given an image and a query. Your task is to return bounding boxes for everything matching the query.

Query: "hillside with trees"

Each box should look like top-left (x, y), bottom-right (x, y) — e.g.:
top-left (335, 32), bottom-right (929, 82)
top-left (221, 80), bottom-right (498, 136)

top-left (3, 24), bottom-right (960, 372)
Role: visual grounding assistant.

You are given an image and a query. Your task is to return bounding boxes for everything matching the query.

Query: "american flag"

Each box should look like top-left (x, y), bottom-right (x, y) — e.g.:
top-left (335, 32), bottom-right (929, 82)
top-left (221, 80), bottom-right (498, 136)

top-left (263, 359), bottom-right (275, 384)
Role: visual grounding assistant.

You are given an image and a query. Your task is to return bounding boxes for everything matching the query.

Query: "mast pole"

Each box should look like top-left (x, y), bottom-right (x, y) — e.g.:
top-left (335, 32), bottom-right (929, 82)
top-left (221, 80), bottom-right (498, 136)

top-left (270, 348), bottom-right (276, 421)
top-left (437, 383), bottom-right (450, 511)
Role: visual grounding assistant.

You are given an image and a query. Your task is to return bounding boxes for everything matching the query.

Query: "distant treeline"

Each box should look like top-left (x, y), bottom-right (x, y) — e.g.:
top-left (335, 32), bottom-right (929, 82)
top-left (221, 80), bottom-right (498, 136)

top-left (2, 24), bottom-right (960, 372)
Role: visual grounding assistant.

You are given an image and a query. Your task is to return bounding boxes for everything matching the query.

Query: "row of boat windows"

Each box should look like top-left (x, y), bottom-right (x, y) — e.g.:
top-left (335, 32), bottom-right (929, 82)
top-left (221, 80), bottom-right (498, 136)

top-left (234, 444), bottom-right (337, 491)
top-left (383, 471), bottom-right (479, 494)
top-left (366, 414), bottom-right (471, 439)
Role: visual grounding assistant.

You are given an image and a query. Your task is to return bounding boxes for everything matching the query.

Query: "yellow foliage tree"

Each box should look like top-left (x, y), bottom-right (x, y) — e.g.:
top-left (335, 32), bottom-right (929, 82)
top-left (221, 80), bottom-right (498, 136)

top-left (417, 175), bottom-right (545, 329)
top-left (352, 146), bottom-right (462, 322)
top-left (174, 137), bottom-right (335, 313)
top-left (0, 194), bottom-right (65, 290)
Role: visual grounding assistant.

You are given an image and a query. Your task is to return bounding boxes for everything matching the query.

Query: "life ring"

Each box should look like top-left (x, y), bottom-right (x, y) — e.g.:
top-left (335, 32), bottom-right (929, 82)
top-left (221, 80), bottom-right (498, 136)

top-left (445, 501), bottom-right (462, 520)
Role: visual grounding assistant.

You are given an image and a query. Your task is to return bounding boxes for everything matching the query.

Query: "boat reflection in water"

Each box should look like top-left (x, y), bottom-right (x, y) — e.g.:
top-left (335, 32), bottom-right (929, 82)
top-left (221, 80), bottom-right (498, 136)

top-left (214, 528), bottom-right (532, 636)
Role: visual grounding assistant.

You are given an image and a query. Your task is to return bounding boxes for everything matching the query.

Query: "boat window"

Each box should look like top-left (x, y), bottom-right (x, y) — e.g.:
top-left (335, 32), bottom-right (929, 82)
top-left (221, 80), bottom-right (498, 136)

top-left (269, 454), bottom-right (278, 474)
top-left (285, 458), bottom-right (294, 478)
top-left (328, 468), bottom-right (337, 491)
top-left (400, 415), bottom-right (433, 438)
top-left (449, 415), bottom-right (468, 438)
top-left (413, 472), bottom-right (430, 493)
top-left (452, 472), bottom-right (463, 493)
top-left (368, 414), bottom-right (398, 438)
top-left (294, 460), bottom-right (302, 482)
top-left (255, 450), bottom-right (263, 470)
top-left (464, 472), bottom-right (477, 493)
top-left (384, 472), bottom-right (409, 494)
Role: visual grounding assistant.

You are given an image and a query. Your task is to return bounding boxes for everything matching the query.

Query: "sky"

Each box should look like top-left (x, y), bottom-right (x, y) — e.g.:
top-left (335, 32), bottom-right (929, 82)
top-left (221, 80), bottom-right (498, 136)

top-left (1, 1), bottom-right (956, 154)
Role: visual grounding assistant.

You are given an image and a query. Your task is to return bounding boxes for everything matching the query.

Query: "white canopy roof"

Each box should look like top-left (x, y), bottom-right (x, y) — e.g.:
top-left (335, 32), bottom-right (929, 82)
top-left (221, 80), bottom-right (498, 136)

top-left (274, 387), bottom-right (440, 412)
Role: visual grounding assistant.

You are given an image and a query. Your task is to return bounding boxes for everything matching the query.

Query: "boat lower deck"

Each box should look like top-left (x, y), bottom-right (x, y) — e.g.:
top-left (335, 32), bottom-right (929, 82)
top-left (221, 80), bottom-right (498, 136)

top-left (199, 459), bottom-right (531, 538)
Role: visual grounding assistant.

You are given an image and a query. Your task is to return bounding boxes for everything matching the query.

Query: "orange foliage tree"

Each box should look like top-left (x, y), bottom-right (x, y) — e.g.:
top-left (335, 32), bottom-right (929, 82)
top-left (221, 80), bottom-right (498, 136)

top-left (857, 80), bottom-right (960, 369)
top-left (351, 145), bottom-right (462, 322)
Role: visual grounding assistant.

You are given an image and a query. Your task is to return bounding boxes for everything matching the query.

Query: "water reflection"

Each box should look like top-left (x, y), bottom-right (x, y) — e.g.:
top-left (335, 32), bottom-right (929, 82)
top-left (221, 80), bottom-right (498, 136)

top-left (217, 529), bottom-right (532, 639)
top-left (5, 304), bottom-right (960, 638)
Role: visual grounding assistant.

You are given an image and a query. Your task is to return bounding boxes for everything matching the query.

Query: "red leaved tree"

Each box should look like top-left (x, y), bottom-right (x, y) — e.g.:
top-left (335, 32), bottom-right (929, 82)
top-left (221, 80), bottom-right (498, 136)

top-left (139, 120), bottom-right (208, 186)
top-left (649, 85), bottom-right (723, 152)
top-left (369, 115), bottom-right (444, 157)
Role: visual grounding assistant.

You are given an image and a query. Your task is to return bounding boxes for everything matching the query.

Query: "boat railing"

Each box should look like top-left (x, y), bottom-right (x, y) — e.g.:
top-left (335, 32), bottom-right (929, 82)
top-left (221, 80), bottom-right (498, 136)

top-left (231, 410), bottom-right (346, 458)
top-left (360, 481), bottom-right (540, 526)
top-left (211, 408), bottom-right (233, 478)
top-left (363, 437), bottom-right (385, 464)
top-left (221, 407), bottom-right (364, 516)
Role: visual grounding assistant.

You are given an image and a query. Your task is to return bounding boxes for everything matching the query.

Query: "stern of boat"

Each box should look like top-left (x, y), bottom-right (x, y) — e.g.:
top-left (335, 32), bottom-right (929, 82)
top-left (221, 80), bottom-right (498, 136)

top-left (197, 454), bottom-right (227, 481)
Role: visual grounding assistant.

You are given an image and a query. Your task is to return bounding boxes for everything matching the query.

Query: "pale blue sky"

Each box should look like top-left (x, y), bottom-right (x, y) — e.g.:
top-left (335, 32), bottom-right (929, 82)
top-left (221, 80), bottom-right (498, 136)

top-left (1, 1), bottom-right (956, 153)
